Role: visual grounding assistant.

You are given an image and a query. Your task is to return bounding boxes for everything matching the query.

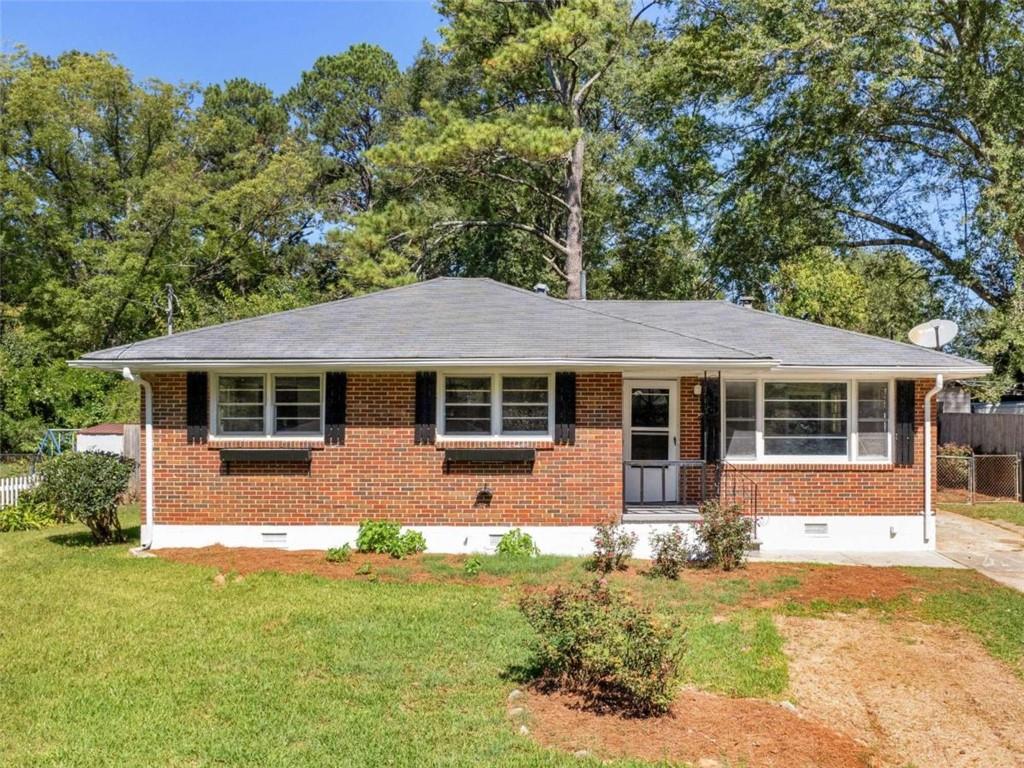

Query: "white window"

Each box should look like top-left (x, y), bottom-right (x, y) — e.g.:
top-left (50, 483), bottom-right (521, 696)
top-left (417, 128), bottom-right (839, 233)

top-left (856, 381), bottom-right (889, 459)
top-left (440, 373), bottom-right (552, 438)
top-left (721, 378), bottom-right (892, 463)
top-left (273, 375), bottom-right (323, 436)
top-left (213, 373), bottom-right (324, 438)
top-left (764, 382), bottom-right (848, 457)
top-left (217, 375), bottom-right (265, 435)
top-left (724, 380), bottom-right (756, 458)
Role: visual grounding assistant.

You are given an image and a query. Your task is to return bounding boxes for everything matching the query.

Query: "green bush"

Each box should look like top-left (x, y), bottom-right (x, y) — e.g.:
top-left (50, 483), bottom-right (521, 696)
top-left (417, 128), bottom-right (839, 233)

top-left (648, 526), bottom-right (691, 579)
top-left (495, 528), bottom-right (539, 557)
top-left (586, 519), bottom-right (637, 573)
top-left (463, 555), bottom-right (482, 576)
top-left (326, 544), bottom-right (352, 563)
top-left (38, 452), bottom-right (133, 543)
top-left (355, 520), bottom-right (426, 558)
top-left (696, 501), bottom-right (753, 571)
top-left (520, 579), bottom-right (682, 716)
top-left (0, 490), bottom-right (60, 532)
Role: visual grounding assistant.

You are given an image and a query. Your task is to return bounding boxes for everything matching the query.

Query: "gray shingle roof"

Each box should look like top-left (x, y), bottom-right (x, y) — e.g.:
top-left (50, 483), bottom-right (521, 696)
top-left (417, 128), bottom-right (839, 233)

top-left (577, 299), bottom-right (984, 370)
top-left (75, 278), bottom-right (987, 373)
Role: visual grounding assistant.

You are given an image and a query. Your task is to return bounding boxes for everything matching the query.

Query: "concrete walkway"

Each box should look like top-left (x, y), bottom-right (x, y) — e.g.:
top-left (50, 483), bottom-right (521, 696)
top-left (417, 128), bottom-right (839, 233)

top-left (937, 510), bottom-right (1024, 592)
top-left (749, 549), bottom-right (961, 568)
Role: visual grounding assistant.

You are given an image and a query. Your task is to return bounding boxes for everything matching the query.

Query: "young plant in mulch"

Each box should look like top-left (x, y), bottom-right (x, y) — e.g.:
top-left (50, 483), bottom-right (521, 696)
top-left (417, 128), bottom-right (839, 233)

top-left (325, 544), bottom-right (352, 563)
top-left (586, 519), bottom-right (637, 573)
top-left (519, 579), bottom-right (683, 716)
top-left (37, 452), bottom-right (133, 543)
top-left (695, 501), bottom-right (754, 571)
top-left (647, 526), bottom-right (691, 580)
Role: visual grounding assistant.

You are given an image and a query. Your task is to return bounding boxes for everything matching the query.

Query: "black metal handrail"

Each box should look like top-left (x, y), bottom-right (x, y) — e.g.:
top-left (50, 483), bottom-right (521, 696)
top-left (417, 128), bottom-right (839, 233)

top-left (623, 459), bottom-right (710, 507)
top-left (716, 459), bottom-right (760, 538)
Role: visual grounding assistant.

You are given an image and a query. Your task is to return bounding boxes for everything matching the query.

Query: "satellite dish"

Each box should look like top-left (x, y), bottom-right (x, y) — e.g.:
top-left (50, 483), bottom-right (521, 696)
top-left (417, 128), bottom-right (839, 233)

top-left (908, 319), bottom-right (959, 349)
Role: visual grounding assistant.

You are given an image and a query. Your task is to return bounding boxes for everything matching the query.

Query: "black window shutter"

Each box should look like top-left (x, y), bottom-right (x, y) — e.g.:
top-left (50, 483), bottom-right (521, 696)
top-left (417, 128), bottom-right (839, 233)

top-left (555, 372), bottom-right (576, 445)
top-left (186, 372), bottom-right (208, 444)
top-left (415, 372), bottom-right (437, 444)
top-left (895, 379), bottom-right (916, 466)
top-left (701, 374), bottom-right (721, 463)
top-left (325, 372), bottom-right (347, 445)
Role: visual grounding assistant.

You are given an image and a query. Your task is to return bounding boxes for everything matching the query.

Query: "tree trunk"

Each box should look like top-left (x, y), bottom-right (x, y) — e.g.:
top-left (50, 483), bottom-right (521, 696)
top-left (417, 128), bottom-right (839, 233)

top-left (564, 135), bottom-right (585, 299)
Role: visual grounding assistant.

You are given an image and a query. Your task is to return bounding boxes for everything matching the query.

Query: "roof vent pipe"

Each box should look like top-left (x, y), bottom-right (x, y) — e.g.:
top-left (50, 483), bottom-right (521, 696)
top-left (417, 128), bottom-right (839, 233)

top-left (533, 283), bottom-right (549, 295)
top-left (738, 295), bottom-right (755, 308)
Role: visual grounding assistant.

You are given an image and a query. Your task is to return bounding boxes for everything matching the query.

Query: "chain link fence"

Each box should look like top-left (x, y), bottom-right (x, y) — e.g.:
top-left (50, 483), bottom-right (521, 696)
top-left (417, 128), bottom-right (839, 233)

top-left (937, 453), bottom-right (1021, 504)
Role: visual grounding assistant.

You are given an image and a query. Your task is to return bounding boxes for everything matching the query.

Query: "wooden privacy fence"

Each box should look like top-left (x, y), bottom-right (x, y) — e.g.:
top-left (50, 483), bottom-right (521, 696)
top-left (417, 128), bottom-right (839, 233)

top-left (939, 412), bottom-right (1024, 456)
top-left (0, 475), bottom-right (38, 509)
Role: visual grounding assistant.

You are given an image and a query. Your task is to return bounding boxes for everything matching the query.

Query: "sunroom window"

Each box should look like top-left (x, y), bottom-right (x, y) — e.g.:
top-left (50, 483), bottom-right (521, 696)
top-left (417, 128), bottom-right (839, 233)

top-left (763, 382), bottom-right (848, 457)
top-left (856, 381), bottom-right (889, 459)
top-left (217, 376), bottom-right (265, 435)
top-left (724, 381), bottom-right (756, 458)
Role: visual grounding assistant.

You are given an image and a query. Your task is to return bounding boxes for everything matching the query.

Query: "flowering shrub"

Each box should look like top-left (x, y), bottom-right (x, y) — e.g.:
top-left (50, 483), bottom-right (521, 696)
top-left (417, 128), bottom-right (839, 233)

top-left (696, 501), bottom-right (753, 571)
top-left (586, 519), bottom-right (637, 573)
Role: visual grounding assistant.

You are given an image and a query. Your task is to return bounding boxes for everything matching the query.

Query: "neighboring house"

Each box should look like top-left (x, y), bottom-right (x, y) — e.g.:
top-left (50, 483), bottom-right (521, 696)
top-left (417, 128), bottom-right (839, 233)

top-left (72, 279), bottom-right (989, 555)
top-left (75, 423), bottom-right (126, 455)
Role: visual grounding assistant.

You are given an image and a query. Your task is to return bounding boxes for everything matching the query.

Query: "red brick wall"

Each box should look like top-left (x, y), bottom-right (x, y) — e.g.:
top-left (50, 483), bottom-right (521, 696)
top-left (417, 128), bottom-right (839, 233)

top-left (141, 372), bottom-right (623, 527)
top-left (675, 377), bottom-right (936, 516)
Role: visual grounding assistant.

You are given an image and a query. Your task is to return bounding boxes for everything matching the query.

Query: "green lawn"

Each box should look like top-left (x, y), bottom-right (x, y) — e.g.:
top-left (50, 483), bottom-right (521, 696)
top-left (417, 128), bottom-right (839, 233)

top-left (2, 509), bottom-right (1023, 767)
top-left (941, 501), bottom-right (1024, 528)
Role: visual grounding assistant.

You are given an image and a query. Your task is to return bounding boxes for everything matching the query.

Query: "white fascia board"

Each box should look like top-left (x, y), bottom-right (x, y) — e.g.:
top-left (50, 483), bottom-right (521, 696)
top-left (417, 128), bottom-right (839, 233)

top-left (68, 357), bottom-right (781, 372)
top-left (770, 364), bottom-right (992, 378)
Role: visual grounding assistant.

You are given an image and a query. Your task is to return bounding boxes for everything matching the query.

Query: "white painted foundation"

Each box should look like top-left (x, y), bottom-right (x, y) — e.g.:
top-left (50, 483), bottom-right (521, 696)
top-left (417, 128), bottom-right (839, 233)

top-left (150, 513), bottom-right (935, 556)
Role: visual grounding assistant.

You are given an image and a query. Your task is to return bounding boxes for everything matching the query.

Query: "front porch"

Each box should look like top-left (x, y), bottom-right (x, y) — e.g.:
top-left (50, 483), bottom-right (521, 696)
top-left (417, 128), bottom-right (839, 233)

top-left (621, 458), bottom-right (760, 524)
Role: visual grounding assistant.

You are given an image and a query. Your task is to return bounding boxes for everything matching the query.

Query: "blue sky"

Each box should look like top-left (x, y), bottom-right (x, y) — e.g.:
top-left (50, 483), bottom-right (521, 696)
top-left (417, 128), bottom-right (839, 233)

top-left (1, 1), bottom-right (443, 92)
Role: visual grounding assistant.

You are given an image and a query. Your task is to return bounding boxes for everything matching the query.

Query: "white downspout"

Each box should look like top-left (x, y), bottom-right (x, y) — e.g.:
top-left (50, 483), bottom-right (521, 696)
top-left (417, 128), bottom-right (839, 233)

top-left (123, 367), bottom-right (154, 549)
top-left (923, 374), bottom-right (943, 545)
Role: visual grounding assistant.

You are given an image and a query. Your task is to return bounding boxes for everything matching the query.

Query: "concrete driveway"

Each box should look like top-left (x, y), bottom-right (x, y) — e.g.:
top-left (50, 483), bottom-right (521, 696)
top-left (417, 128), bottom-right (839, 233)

top-left (937, 510), bottom-right (1024, 592)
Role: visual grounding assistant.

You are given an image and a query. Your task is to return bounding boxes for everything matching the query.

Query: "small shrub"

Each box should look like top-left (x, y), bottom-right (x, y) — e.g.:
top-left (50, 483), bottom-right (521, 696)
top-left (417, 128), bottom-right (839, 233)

top-left (939, 442), bottom-right (973, 457)
top-left (648, 526), bottom-right (690, 579)
top-left (696, 501), bottom-right (753, 571)
top-left (355, 520), bottom-right (426, 558)
top-left (355, 562), bottom-right (372, 576)
top-left (495, 528), bottom-right (539, 558)
top-left (463, 555), bottom-right (482, 576)
top-left (0, 491), bottom-right (60, 532)
top-left (519, 579), bottom-right (682, 716)
top-left (38, 452), bottom-right (133, 543)
top-left (587, 519), bottom-right (637, 573)
top-left (326, 544), bottom-right (352, 563)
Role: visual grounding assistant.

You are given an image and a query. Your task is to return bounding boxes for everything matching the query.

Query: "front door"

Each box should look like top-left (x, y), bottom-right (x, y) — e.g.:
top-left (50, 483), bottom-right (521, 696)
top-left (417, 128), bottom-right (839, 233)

top-left (623, 380), bottom-right (679, 504)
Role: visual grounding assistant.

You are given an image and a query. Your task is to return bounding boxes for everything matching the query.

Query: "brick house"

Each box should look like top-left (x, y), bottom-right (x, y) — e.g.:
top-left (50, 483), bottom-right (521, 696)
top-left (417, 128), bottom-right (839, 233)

top-left (72, 278), bottom-right (988, 555)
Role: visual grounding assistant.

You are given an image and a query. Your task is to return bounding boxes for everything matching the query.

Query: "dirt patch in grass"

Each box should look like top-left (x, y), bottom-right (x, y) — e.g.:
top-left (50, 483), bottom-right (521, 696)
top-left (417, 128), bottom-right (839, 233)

top-left (779, 614), bottom-right (1024, 768)
top-left (524, 686), bottom-right (873, 768)
top-left (156, 546), bottom-right (485, 584)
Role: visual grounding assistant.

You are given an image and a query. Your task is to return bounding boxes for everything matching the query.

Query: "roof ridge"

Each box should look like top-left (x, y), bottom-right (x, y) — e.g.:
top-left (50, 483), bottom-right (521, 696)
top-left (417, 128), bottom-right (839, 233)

top-left (478, 279), bottom-right (766, 358)
top-left (567, 299), bottom-right (767, 359)
top-left (713, 301), bottom-right (985, 366)
top-left (103, 279), bottom-right (434, 360)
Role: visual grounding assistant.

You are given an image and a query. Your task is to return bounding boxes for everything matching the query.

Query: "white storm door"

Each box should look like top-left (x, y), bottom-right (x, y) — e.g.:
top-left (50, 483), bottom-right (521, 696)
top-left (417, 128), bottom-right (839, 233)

top-left (623, 380), bottom-right (679, 504)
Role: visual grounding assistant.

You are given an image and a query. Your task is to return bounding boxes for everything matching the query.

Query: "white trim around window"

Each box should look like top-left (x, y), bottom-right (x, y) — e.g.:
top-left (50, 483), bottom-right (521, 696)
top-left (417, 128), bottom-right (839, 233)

top-left (209, 372), bottom-right (326, 440)
top-left (720, 376), bottom-right (895, 464)
top-left (437, 372), bottom-right (555, 441)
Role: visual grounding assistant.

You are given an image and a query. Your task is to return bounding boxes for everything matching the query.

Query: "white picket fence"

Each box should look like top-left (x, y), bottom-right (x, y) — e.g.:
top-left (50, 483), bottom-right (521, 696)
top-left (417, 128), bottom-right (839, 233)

top-left (0, 474), bottom-right (37, 508)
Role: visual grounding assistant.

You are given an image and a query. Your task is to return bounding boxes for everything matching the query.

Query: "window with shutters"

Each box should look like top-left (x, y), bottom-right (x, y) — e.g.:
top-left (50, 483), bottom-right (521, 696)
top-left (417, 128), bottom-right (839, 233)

top-left (439, 373), bottom-right (553, 438)
top-left (211, 373), bottom-right (324, 439)
top-left (720, 378), bottom-right (894, 463)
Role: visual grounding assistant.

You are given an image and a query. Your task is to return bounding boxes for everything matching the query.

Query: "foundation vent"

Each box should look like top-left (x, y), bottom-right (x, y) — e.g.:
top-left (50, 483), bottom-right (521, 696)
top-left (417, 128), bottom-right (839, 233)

top-left (804, 523), bottom-right (829, 537)
top-left (261, 531), bottom-right (288, 548)
top-left (488, 533), bottom-right (505, 551)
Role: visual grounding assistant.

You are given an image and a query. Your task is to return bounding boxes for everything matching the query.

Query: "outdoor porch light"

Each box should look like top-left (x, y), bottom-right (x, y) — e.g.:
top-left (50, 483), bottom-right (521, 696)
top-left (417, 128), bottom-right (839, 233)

top-left (476, 486), bottom-right (494, 506)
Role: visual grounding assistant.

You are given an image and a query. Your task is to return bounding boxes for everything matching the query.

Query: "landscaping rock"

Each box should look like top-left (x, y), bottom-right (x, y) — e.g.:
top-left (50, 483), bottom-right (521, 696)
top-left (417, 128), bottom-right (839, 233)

top-left (213, 573), bottom-right (226, 587)
top-left (697, 759), bottom-right (722, 768)
top-left (780, 700), bottom-right (798, 714)
top-left (519, 724), bottom-right (529, 736)
top-left (507, 706), bottom-right (525, 720)
top-left (573, 749), bottom-right (591, 759)
top-left (507, 689), bottom-right (524, 703)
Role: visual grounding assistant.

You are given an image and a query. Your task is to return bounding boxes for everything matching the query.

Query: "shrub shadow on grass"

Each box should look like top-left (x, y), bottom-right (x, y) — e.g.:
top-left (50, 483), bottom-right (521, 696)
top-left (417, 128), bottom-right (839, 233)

top-left (47, 523), bottom-right (139, 548)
